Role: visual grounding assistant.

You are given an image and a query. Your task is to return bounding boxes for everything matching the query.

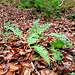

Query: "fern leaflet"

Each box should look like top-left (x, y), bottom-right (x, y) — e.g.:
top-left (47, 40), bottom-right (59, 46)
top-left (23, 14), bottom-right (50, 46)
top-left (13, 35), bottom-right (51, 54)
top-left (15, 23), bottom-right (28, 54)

top-left (32, 45), bottom-right (50, 65)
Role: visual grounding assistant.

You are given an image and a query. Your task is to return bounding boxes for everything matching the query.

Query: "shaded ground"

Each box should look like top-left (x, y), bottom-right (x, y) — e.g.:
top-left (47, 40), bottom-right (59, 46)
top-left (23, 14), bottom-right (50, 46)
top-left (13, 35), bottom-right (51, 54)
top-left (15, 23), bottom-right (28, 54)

top-left (0, 2), bottom-right (75, 75)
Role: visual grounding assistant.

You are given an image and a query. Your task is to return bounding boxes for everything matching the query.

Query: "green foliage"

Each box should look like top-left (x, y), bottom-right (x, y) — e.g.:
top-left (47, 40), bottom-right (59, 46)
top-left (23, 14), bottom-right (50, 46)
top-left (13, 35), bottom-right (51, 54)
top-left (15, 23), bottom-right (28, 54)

top-left (49, 32), bottom-right (68, 39)
top-left (49, 32), bottom-right (73, 61)
top-left (27, 19), bottom-right (51, 65)
top-left (0, 30), bottom-right (1, 34)
top-left (28, 19), bottom-right (51, 45)
top-left (4, 21), bottom-right (26, 42)
top-left (7, 27), bottom-right (26, 42)
top-left (2, 20), bottom-right (73, 66)
top-left (27, 20), bottom-right (73, 65)
top-left (32, 45), bottom-right (50, 65)
top-left (71, 13), bottom-right (75, 19)
top-left (69, 73), bottom-right (75, 75)
top-left (4, 21), bottom-right (17, 28)
top-left (18, 0), bottom-right (73, 18)
top-left (18, 0), bottom-right (62, 18)
top-left (29, 19), bottom-right (40, 36)
top-left (50, 46), bottom-right (63, 60)
top-left (1, 0), bottom-right (74, 19)
top-left (49, 33), bottom-right (73, 48)
top-left (28, 33), bottom-right (39, 45)
top-left (2, 21), bottom-right (17, 39)
top-left (66, 41), bottom-right (73, 48)
top-left (51, 39), bottom-right (65, 48)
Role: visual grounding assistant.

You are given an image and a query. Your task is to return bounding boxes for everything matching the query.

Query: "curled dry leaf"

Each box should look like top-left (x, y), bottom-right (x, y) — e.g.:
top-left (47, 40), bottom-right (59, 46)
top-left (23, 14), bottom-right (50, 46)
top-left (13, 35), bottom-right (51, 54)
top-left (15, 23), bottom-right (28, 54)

top-left (0, 69), bottom-right (8, 75)
top-left (8, 64), bottom-right (19, 71)
top-left (64, 54), bottom-right (73, 61)
top-left (5, 71), bottom-right (14, 75)
top-left (24, 69), bottom-right (31, 75)
top-left (62, 62), bottom-right (72, 69)
top-left (20, 62), bottom-right (30, 67)
top-left (37, 64), bottom-right (45, 69)
top-left (41, 69), bottom-right (56, 75)
top-left (31, 62), bottom-right (35, 70)
top-left (25, 49), bottom-right (32, 54)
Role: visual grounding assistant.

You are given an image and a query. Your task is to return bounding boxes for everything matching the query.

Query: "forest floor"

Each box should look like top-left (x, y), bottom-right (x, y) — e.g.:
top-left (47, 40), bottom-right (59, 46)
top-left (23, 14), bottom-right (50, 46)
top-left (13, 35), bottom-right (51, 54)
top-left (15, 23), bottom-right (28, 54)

top-left (0, 1), bottom-right (75, 75)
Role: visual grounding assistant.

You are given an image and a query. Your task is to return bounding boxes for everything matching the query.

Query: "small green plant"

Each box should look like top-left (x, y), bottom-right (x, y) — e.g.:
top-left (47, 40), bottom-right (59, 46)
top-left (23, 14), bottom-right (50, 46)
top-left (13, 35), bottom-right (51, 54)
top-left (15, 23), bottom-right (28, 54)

top-left (49, 32), bottom-right (73, 60)
top-left (49, 33), bottom-right (73, 48)
top-left (17, 0), bottom-right (62, 18)
top-left (32, 45), bottom-right (50, 65)
top-left (69, 73), bottom-right (75, 75)
top-left (50, 46), bottom-right (63, 60)
top-left (3, 20), bottom-right (73, 66)
top-left (28, 19), bottom-right (51, 45)
top-left (3, 21), bottom-right (26, 42)
top-left (28, 19), bottom-right (51, 65)
top-left (28, 20), bottom-right (73, 65)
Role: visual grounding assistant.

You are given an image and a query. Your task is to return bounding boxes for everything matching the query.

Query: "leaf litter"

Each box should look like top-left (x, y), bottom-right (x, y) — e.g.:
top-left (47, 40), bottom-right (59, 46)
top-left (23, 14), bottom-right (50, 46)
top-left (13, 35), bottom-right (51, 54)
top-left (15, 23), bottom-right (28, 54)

top-left (0, 1), bottom-right (75, 75)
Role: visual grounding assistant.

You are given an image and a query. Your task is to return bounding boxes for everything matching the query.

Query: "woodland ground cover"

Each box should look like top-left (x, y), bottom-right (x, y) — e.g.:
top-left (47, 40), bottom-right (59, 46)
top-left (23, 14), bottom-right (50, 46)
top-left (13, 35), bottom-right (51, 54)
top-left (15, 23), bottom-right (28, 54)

top-left (0, 0), bottom-right (75, 75)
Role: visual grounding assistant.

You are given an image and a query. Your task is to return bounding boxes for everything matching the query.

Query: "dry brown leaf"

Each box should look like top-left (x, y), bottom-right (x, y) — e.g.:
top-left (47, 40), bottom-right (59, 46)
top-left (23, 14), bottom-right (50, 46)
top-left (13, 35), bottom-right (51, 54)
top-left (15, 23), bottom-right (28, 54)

top-left (24, 69), bottom-right (31, 75)
top-left (8, 64), bottom-right (19, 71)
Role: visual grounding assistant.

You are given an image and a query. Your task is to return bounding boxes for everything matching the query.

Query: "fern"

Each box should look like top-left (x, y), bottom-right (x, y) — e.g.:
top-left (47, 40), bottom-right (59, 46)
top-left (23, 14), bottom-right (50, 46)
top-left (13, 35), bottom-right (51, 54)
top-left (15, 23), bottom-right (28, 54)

top-left (49, 32), bottom-right (68, 39)
top-left (37, 24), bottom-right (51, 34)
top-left (28, 33), bottom-right (39, 45)
top-left (29, 19), bottom-right (40, 36)
top-left (50, 46), bottom-right (63, 60)
top-left (4, 21), bottom-right (17, 28)
top-left (4, 21), bottom-right (26, 42)
top-left (51, 39), bottom-right (65, 48)
top-left (1, 21), bottom-right (18, 40)
top-left (4, 20), bottom-right (73, 66)
top-left (49, 32), bottom-right (73, 61)
top-left (32, 45), bottom-right (50, 65)
top-left (27, 20), bottom-right (52, 65)
top-left (7, 27), bottom-right (26, 42)
top-left (28, 19), bottom-right (51, 45)
top-left (29, 19), bottom-right (51, 35)
top-left (49, 32), bottom-right (73, 48)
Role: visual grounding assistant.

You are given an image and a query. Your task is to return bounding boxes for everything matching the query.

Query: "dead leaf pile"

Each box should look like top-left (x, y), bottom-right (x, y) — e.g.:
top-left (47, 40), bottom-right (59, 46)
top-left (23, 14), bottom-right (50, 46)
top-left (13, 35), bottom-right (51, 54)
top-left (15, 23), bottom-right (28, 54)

top-left (0, 1), bottom-right (75, 75)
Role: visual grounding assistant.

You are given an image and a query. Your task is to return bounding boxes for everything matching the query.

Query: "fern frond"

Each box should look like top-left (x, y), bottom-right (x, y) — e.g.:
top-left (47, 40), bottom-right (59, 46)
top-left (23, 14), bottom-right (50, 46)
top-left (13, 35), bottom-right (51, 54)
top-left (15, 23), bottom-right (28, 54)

top-left (29, 19), bottom-right (40, 36)
top-left (49, 32), bottom-right (68, 39)
top-left (29, 19), bottom-right (51, 36)
top-left (7, 27), bottom-right (26, 42)
top-left (33, 19), bottom-right (40, 29)
top-left (50, 46), bottom-right (63, 60)
top-left (32, 45), bottom-right (50, 65)
top-left (27, 33), bottom-right (39, 45)
top-left (28, 20), bottom-right (52, 45)
top-left (37, 24), bottom-right (51, 34)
